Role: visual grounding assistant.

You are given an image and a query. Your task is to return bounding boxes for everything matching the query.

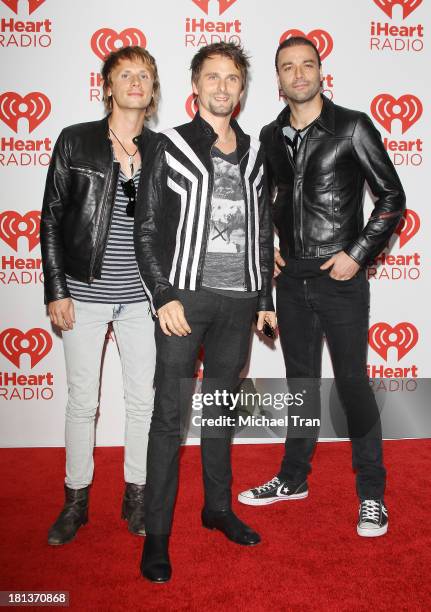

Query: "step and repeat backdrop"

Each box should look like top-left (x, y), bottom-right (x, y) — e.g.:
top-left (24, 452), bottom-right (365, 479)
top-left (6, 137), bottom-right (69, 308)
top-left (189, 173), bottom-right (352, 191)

top-left (0, 0), bottom-right (429, 446)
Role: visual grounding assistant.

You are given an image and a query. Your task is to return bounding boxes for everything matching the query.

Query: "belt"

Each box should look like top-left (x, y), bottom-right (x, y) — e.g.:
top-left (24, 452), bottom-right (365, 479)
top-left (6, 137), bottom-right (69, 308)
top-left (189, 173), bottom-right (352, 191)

top-left (284, 242), bottom-right (349, 258)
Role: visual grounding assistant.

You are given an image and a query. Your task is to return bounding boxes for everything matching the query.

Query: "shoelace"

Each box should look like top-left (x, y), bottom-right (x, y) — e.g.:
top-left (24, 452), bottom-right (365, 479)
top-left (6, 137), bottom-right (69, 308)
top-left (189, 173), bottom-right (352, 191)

top-left (360, 499), bottom-right (381, 522)
top-left (254, 476), bottom-right (280, 493)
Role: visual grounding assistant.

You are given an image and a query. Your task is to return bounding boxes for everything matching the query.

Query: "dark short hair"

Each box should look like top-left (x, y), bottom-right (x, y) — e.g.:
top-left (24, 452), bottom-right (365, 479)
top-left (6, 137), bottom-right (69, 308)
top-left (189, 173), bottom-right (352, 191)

top-left (190, 42), bottom-right (250, 90)
top-left (101, 45), bottom-right (160, 117)
top-left (275, 36), bottom-right (322, 72)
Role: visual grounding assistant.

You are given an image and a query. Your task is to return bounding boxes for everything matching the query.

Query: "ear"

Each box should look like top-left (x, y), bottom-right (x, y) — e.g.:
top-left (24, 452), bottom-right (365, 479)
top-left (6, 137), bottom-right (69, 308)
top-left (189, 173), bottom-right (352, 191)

top-left (192, 79), bottom-right (198, 96)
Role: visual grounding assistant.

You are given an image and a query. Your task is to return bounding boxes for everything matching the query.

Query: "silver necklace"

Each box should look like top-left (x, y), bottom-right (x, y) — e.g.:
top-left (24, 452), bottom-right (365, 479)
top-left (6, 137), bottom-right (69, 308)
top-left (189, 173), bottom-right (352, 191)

top-left (109, 128), bottom-right (138, 175)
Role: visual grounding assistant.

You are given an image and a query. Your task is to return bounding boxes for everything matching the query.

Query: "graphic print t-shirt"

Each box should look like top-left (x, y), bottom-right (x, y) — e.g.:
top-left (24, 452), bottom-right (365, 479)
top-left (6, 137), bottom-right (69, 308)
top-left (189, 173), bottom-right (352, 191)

top-left (201, 147), bottom-right (246, 291)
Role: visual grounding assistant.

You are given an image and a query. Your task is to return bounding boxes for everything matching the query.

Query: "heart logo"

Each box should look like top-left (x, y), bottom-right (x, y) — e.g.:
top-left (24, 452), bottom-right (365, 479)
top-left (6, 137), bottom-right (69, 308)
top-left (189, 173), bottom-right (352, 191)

top-left (373, 0), bottom-right (422, 20)
top-left (279, 29), bottom-right (333, 61)
top-left (0, 91), bottom-right (51, 133)
top-left (0, 328), bottom-right (52, 368)
top-left (0, 210), bottom-right (41, 252)
top-left (395, 209), bottom-right (420, 248)
top-left (90, 28), bottom-right (147, 61)
top-left (370, 93), bottom-right (422, 134)
top-left (369, 322), bottom-right (418, 361)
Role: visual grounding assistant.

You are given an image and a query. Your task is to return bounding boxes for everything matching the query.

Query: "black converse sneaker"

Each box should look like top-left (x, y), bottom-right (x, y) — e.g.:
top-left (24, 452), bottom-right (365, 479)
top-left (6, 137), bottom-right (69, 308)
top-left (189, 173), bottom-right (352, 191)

top-left (357, 499), bottom-right (388, 537)
top-left (238, 476), bottom-right (308, 506)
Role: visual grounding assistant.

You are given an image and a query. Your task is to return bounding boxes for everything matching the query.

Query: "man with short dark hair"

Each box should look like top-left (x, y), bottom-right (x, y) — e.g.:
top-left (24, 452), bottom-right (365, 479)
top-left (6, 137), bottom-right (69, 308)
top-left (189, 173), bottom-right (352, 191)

top-left (135, 42), bottom-right (275, 582)
top-left (41, 46), bottom-right (160, 545)
top-left (238, 37), bottom-right (405, 537)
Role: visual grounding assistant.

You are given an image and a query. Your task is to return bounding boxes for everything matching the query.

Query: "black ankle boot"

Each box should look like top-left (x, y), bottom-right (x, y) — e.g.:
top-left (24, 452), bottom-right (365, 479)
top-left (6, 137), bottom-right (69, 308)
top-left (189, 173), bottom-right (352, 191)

top-left (48, 485), bottom-right (89, 545)
top-left (140, 535), bottom-right (171, 582)
top-left (202, 508), bottom-right (261, 545)
top-left (122, 483), bottom-right (146, 536)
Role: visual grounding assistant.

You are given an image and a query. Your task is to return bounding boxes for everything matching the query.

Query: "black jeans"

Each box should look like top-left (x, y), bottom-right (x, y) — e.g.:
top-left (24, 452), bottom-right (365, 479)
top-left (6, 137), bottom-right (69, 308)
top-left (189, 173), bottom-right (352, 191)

top-left (276, 271), bottom-right (386, 500)
top-left (145, 289), bottom-right (258, 535)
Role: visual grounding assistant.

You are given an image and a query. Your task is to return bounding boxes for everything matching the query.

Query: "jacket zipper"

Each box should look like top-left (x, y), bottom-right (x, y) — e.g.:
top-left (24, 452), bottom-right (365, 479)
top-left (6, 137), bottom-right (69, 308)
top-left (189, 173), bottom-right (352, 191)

top-left (238, 148), bottom-right (251, 291)
top-left (88, 158), bottom-right (115, 282)
top-left (282, 135), bottom-right (297, 257)
top-left (299, 135), bottom-right (310, 257)
top-left (197, 143), bottom-right (216, 288)
top-left (70, 166), bottom-right (105, 178)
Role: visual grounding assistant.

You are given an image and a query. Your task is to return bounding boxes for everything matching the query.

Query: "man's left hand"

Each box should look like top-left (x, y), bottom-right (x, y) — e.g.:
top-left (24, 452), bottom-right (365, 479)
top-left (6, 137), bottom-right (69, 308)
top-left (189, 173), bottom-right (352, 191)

top-left (320, 251), bottom-right (360, 280)
top-left (256, 310), bottom-right (277, 332)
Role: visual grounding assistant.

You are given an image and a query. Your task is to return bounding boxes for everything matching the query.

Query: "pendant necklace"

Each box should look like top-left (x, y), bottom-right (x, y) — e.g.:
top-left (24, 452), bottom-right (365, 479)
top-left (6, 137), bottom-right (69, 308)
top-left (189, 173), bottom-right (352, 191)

top-left (109, 128), bottom-right (138, 176)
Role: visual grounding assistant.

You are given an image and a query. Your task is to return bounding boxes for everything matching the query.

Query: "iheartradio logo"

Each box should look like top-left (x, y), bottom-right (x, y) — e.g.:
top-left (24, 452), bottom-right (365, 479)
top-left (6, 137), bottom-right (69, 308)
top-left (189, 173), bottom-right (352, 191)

top-left (279, 29), bottom-right (333, 61)
top-left (0, 0), bottom-right (45, 14)
top-left (0, 328), bottom-right (52, 368)
top-left (395, 209), bottom-right (420, 247)
top-left (0, 92), bottom-right (51, 133)
top-left (0, 211), bottom-right (40, 252)
top-left (369, 322), bottom-right (418, 361)
top-left (192, 0), bottom-right (239, 15)
top-left (185, 93), bottom-right (240, 119)
top-left (373, 0), bottom-right (422, 20)
top-left (370, 94), bottom-right (422, 134)
top-left (91, 28), bottom-right (147, 61)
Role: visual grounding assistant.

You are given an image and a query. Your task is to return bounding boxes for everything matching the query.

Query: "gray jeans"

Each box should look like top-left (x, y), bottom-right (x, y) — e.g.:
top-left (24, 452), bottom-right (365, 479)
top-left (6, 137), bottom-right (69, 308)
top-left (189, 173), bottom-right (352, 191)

top-left (62, 300), bottom-right (156, 489)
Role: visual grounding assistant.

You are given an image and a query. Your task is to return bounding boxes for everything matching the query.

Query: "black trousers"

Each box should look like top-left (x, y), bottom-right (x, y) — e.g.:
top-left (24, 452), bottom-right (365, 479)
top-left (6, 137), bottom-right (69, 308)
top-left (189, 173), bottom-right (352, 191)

top-left (276, 271), bottom-right (386, 500)
top-left (145, 289), bottom-right (258, 535)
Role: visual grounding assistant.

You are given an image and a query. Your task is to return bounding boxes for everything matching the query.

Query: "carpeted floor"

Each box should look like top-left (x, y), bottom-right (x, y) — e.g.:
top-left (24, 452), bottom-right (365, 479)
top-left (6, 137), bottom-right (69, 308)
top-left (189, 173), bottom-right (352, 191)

top-left (1, 440), bottom-right (430, 611)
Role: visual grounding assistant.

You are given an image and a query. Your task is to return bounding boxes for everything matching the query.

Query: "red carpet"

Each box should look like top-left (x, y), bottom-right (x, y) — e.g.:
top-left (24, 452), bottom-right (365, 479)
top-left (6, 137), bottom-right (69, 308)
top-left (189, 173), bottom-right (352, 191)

top-left (1, 441), bottom-right (430, 611)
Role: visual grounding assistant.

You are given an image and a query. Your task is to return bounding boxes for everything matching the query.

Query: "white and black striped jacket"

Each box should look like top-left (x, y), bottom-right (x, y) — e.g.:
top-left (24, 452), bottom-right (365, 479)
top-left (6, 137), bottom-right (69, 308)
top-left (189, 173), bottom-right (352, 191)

top-left (134, 113), bottom-right (274, 313)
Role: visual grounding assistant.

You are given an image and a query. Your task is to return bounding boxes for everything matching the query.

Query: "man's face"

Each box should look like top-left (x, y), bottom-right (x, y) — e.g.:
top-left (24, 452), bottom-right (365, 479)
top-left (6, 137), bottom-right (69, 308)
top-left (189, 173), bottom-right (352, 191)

top-left (277, 45), bottom-right (322, 104)
top-left (192, 54), bottom-right (244, 118)
top-left (107, 58), bottom-right (154, 112)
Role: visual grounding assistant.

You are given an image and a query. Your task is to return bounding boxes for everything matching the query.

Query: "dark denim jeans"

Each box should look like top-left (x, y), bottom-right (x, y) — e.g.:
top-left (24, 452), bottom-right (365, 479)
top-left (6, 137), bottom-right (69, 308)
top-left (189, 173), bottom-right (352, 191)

top-left (276, 270), bottom-right (386, 500)
top-left (144, 289), bottom-right (258, 535)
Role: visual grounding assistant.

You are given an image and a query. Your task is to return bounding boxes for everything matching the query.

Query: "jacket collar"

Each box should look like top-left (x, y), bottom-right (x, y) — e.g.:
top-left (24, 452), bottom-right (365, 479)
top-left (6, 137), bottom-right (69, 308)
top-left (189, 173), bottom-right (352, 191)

top-left (133, 124), bottom-right (155, 150)
top-left (276, 94), bottom-right (335, 135)
top-left (100, 114), bottom-right (153, 148)
top-left (190, 111), bottom-right (250, 160)
top-left (91, 115), bottom-right (111, 141)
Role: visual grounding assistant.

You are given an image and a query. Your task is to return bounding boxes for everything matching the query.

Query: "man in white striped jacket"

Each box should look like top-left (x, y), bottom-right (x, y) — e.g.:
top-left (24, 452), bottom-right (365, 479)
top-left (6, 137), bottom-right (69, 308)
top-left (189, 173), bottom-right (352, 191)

top-left (135, 42), bottom-right (276, 583)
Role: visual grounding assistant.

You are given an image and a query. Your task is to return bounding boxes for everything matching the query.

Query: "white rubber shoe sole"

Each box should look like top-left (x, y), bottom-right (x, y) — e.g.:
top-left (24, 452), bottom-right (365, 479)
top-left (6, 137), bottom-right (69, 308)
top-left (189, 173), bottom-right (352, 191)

top-left (357, 523), bottom-right (388, 537)
top-left (238, 490), bottom-right (309, 506)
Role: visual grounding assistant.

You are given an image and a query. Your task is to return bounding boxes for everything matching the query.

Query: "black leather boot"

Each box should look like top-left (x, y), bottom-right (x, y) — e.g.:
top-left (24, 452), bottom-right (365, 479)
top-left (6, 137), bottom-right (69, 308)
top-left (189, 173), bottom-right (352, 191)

top-left (202, 508), bottom-right (261, 545)
top-left (47, 485), bottom-right (89, 545)
top-left (121, 483), bottom-right (146, 536)
top-left (140, 535), bottom-right (171, 583)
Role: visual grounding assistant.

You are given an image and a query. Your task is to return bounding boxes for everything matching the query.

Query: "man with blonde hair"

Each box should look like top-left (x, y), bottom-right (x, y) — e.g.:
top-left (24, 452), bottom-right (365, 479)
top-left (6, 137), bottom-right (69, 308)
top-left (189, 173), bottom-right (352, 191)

top-left (41, 46), bottom-right (160, 545)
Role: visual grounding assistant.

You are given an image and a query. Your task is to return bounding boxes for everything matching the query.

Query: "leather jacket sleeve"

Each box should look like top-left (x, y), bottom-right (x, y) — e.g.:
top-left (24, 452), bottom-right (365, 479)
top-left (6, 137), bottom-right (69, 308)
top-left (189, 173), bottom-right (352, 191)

top-left (134, 136), bottom-right (176, 311)
top-left (257, 152), bottom-right (275, 312)
top-left (40, 130), bottom-right (71, 304)
top-left (259, 127), bottom-right (277, 204)
top-left (345, 113), bottom-right (406, 266)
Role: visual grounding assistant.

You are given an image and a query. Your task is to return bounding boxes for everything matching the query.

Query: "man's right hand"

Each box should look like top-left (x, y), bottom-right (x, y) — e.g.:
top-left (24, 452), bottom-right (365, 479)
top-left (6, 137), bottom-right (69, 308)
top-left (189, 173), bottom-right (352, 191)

top-left (157, 300), bottom-right (191, 337)
top-left (274, 248), bottom-right (286, 277)
top-left (48, 298), bottom-right (75, 331)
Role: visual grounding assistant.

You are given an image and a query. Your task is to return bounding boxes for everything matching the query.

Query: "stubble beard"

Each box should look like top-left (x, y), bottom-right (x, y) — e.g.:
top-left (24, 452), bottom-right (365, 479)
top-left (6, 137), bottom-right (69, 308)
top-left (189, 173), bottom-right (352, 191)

top-left (284, 80), bottom-right (321, 105)
top-left (208, 98), bottom-right (234, 117)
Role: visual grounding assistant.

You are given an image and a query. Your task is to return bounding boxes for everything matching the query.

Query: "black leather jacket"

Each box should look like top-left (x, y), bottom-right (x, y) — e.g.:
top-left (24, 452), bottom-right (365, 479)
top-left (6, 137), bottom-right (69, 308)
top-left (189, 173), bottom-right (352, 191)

top-left (261, 96), bottom-right (406, 265)
top-left (40, 116), bottom-right (156, 303)
top-left (134, 113), bottom-right (274, 312)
